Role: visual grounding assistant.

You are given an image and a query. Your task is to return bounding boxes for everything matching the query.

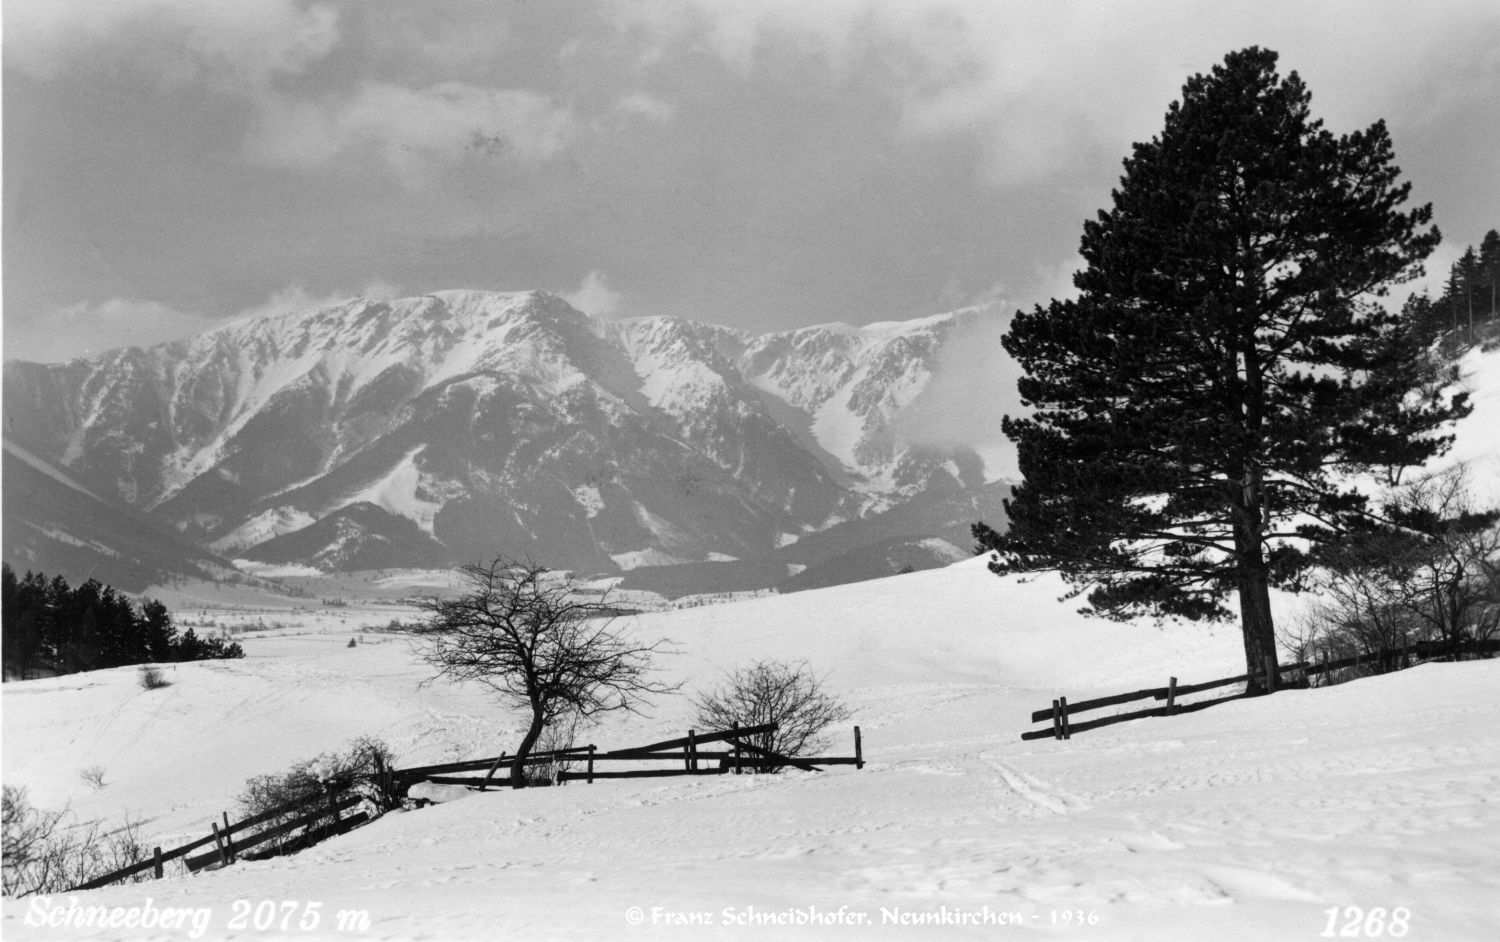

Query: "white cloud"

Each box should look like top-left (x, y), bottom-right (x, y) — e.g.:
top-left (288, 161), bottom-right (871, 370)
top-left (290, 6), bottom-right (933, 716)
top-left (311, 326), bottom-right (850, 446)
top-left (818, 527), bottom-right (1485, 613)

top-left (357, 279), bottom-right (406, 303)
top-left (606, 0), bottom-right (1500, 189)
top-left (356, 5), bottom-right (515, 79)
top-left (2, 0), bottom-right (340, 88)
top-left (8, 298), bottom-right (215, 363)
top-left (560, 271), bottom-right (625, 317)
top-left (614, 92), bottom-right (677, 124)
top-left (226, 281), bottom-right (409, 326)
top-left (892, 308), bottom-right (1019, 479)
top-left (7, 281), bottom-right (411, 364)
top-left (249, 82), bottom-right (578, 176)
top-left (4, 2), bottom-right (577, 182)
top-left (228, 285), bottom-right (338, 325)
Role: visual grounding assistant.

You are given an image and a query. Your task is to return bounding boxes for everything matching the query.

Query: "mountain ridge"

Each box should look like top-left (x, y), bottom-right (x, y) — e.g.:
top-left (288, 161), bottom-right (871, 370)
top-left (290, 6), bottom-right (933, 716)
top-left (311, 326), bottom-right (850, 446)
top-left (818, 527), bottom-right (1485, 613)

top-left (3, 290), bottom-right (1012, 592)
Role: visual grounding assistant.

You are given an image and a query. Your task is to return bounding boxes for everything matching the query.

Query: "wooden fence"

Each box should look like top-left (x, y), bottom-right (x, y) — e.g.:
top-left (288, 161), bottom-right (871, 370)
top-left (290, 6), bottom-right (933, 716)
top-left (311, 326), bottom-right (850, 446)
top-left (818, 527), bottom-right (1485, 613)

top-left (397, 722), bottom-right (865, 787)
top-left (72, 791), bottom-right (366, 890)
top-left (72, 722), bottom-right (865, 892)
top-left (1024, 637), bottom-right (1499, 742)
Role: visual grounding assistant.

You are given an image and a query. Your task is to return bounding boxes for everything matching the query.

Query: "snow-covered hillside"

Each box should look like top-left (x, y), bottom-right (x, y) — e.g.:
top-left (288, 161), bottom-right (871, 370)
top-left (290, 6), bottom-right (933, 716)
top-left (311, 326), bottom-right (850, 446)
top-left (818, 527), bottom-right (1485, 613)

top-left (5, 558), bottom-right (1498, 941)
top-left (1436, 341), bottom-right (1500, 506)
top-left (3, 292), bottom-right (1011, 591)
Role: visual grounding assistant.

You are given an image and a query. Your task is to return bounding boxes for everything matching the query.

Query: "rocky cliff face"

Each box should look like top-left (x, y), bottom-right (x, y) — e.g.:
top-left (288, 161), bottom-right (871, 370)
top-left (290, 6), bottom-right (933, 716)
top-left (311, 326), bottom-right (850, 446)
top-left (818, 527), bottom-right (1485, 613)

top-left (3, 290), bottom-right (1010, 586)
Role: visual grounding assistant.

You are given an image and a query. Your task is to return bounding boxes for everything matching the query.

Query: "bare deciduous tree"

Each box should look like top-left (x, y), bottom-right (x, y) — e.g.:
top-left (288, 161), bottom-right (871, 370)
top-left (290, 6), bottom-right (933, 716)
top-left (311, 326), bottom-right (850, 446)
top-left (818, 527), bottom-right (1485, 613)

top-left (1383, 470), bottom-right (1500, 657)
top-left (406, 559), bottom-right (675, 788)
top-left (1293, 468), bottom-right (1500, 679)
top-left (693, 660), bottom-right (851, 772)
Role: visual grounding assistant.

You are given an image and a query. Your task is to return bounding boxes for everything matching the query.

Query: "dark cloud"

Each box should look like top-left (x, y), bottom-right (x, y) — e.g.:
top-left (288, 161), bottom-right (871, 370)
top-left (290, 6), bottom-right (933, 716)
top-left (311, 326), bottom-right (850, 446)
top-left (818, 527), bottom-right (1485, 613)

top-left (4, 0), bottom-right (1497, 363)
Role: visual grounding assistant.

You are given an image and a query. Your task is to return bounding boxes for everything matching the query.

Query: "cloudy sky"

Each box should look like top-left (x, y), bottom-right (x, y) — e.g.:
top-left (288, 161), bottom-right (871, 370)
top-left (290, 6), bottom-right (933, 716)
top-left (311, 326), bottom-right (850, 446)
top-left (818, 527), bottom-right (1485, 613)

top-left (4, 0), bottom-right (1499, 363)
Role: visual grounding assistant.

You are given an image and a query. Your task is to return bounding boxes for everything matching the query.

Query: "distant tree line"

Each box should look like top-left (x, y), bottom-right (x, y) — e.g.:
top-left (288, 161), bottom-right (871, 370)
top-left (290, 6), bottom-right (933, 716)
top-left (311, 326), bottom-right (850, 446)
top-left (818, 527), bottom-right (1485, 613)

top-left (1, 564), bottom-right (243, 681)
top-left (1405, 228), bottom-right (1500, 343)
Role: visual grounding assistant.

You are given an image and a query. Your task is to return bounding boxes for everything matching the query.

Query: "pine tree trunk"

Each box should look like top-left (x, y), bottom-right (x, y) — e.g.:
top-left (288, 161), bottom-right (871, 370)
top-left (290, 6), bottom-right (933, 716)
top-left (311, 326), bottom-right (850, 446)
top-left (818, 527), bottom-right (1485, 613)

top-left (510, 706), bottom-right (546, 790)
top-left (1232, 458), bottom-right (1279, 694)
top-left (1237, 566), bottom-right (1278, 694)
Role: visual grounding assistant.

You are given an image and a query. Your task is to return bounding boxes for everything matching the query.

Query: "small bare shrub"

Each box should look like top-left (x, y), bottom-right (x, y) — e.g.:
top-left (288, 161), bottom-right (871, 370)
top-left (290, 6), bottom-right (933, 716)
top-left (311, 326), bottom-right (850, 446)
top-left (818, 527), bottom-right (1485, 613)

top-left (2, 786), bottom-right (150, 897)
top-left (138, 665), bottom-right (171, 690)
top-left (693, 660), bottom-right (852, 773)
top-left (235, 736), bottom-right (400, 855)
top-left (79, 766), bottom-right (106, 791)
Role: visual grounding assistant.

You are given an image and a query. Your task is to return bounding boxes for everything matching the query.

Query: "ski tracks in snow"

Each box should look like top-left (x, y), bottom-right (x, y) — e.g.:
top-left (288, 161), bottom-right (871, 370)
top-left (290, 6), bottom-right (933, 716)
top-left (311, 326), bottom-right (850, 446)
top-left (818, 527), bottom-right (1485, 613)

top-left (984, 754), bottom-right (1091, 816)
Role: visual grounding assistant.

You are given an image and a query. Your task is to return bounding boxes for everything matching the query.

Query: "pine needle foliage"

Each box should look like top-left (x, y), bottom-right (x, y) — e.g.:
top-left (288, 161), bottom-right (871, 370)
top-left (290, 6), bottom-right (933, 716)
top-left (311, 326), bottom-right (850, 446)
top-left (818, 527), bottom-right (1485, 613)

top-left (986, 48), bottom-right (1469, 686)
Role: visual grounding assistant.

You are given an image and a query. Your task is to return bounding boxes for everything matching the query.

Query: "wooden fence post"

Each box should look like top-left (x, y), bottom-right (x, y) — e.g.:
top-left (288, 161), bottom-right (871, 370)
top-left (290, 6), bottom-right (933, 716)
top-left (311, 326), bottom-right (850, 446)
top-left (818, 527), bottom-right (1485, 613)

top-left (222, 812), bottom-right (236, 863)
top-left (153, 846), bottom-right (163, 880)
top-left (1166, 676), bottom-right (1177, 715)
top-left (587, 745), bottom-right (595, 784)
top-left (732, 721), bottom-right (742, 775)
top-left (481, 751), bottom-right (508, 791)
top-left (687, 729), bottom-right (697, 771)
top-left (211, 822), bottom-right (229, 868)
top-left (1051, 699), bottom-right (1062, 740)
top-left (1058, 697), bottom-right (1071, 740)
top-left (854, 726), bottom-right (864, 770)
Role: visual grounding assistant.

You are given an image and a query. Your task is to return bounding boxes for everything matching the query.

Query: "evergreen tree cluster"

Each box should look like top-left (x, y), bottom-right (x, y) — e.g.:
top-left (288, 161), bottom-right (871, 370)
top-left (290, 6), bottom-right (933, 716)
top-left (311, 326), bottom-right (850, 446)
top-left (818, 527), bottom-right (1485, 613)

top-left (1404, 228), bottom-right (1500, 343)
top-left (1, 564), bottom-right (243, 680)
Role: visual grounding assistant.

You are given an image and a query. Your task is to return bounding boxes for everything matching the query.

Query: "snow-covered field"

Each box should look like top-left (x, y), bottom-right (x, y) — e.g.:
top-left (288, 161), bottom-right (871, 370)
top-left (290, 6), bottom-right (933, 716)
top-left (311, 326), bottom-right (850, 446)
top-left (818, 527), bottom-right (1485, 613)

top-left (5, 557), bottom-right (1499, 941)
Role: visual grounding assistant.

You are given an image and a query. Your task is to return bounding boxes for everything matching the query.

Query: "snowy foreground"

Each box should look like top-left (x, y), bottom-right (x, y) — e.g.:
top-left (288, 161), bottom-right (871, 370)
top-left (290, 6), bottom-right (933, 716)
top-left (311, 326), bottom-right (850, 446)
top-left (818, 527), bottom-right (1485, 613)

top-left (4, 557), bottom-right (1500, 941)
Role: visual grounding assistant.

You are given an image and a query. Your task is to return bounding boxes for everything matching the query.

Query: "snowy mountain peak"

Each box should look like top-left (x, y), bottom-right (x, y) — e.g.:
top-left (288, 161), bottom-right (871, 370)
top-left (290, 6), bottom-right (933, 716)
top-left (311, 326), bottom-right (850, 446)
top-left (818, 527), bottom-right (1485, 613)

top-left (3, 290), bottom-right (1013, 586)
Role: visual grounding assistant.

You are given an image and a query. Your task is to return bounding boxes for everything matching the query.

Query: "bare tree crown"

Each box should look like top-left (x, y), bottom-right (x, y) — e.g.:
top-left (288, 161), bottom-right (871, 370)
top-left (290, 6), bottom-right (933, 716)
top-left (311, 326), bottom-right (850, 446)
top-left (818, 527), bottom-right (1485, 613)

top-left (405, 559), bottom-right (676, 787)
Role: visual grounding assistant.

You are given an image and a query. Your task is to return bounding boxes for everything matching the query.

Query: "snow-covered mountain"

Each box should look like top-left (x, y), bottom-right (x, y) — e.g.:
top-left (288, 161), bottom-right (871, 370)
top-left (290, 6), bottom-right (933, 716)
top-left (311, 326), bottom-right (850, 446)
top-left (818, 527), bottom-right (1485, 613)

top-left (1, 438), bottom-right (239, 592)
top-left (3, 291), bottom-right (1011, 589)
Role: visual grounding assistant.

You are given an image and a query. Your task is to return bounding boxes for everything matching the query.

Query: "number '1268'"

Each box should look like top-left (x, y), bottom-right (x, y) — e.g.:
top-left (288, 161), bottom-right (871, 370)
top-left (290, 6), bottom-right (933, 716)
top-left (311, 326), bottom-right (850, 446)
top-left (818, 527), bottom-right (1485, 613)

top-left (1320, 906), bottom-right (1411, 938)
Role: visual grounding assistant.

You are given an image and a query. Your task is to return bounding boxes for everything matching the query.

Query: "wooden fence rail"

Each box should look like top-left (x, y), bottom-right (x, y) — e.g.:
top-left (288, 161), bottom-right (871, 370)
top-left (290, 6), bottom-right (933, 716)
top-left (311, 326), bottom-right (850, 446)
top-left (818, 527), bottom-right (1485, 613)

top-left (394, 745), bottom-right (597, 782)
top-left (184, 794), bottom-right (364, 873)
top-left (72, 721), bottom-right (866, 892)
top-left (1024, 637), bottom-right (1499, 742)
top-left (71, 789), bottom-right (359, 890)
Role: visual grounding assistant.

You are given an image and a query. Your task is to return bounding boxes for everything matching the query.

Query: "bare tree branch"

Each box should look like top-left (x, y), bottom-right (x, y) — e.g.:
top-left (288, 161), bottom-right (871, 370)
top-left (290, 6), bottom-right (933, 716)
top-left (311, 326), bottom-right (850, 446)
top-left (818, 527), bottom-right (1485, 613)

top-left (692, 660), bottom-right (851, 772)
top-left (404, 558), bottom-right (676, 788)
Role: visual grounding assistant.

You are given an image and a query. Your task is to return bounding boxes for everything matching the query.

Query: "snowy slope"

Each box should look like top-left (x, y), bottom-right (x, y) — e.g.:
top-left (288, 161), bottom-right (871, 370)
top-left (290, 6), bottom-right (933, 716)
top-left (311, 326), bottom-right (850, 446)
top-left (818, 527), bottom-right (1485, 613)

top-left (5, 558), bottom-right (1498, 940)
top-left (1435, 341), bottom-right (1500, 505)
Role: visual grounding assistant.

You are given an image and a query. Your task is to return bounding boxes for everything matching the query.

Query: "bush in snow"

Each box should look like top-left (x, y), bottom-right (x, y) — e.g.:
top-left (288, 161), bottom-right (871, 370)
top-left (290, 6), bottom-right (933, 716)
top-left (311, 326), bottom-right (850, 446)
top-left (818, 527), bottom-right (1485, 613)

top-left (693, 660), bottom-right (851, 772)
top-left (2, 786), bottom-right (150, 897)
top-left (1291, 469), bottom-right (1500, 682)
top-left (235, 736), bottom-right (401, 854)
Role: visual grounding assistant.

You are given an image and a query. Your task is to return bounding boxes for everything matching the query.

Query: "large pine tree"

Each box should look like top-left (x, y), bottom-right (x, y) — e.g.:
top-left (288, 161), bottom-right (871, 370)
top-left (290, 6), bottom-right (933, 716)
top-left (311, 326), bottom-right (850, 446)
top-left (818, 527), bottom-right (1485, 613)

top-left (988, 48), bottom-right (1468, 688)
